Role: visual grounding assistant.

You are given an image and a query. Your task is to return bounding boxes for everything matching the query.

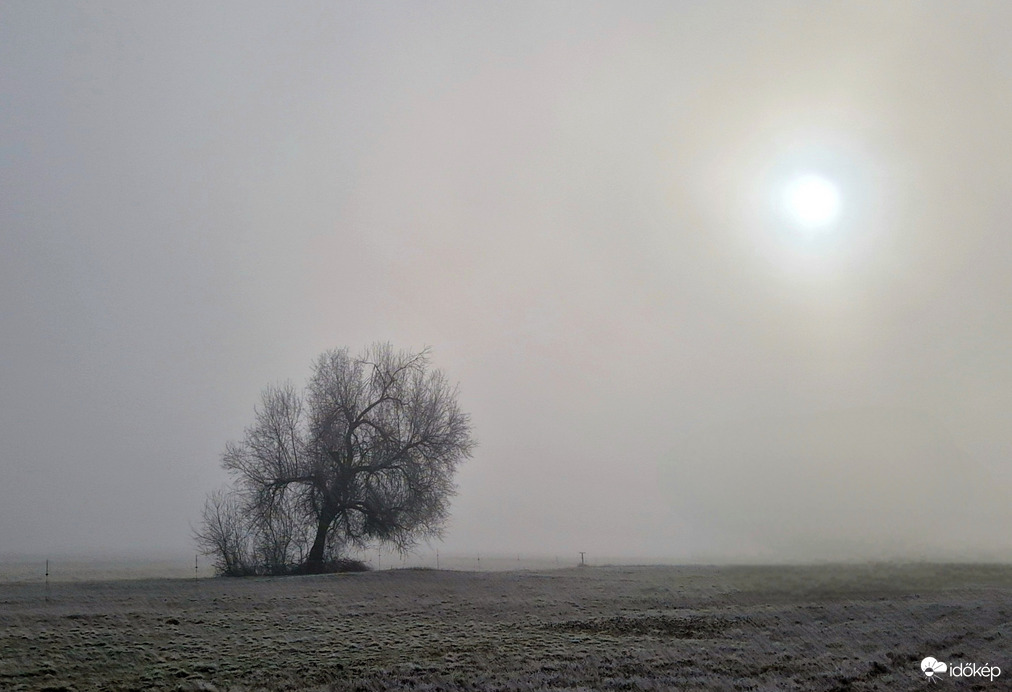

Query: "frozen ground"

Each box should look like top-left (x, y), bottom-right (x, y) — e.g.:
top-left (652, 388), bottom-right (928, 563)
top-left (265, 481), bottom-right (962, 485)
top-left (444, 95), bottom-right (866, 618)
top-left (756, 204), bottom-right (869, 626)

top-left (0, 563), bottom-right (1009, 691)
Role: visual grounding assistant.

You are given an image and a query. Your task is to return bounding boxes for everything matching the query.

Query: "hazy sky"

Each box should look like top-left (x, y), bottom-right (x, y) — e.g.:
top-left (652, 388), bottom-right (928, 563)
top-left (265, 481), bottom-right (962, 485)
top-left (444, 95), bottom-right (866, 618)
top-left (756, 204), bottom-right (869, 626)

top-left (3, 1), bottom-right (1011, 563)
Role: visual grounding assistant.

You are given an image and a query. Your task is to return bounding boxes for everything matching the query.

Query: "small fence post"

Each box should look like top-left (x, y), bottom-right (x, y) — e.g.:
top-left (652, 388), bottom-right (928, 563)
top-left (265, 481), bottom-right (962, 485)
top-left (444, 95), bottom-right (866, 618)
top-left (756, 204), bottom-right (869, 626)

top-left (45, 559), bottom-right (49, 603)
top-left (579, 552), bottom-right (585, 566)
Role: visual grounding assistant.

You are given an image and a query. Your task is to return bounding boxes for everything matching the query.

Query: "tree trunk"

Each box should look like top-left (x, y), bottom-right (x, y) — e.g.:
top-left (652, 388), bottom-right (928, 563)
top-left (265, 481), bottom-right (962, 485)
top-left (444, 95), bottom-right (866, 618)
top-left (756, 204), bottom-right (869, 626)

top-left (305, 513), bottom-right (331, 573)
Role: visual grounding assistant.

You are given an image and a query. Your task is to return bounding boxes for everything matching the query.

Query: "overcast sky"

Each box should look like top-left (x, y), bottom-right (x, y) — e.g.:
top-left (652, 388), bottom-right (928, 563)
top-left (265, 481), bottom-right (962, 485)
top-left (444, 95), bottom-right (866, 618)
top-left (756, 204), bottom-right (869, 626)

top-left (3, 1), bottom-right (1011, 563)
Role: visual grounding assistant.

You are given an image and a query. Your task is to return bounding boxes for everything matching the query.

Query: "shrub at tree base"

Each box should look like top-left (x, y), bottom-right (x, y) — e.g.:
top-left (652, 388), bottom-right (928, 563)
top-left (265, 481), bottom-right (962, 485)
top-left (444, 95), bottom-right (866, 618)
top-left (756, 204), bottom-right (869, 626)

top-left (216, 558), bottom-right (371, 578)
top-left (195, 343), bottom-right (475, 577)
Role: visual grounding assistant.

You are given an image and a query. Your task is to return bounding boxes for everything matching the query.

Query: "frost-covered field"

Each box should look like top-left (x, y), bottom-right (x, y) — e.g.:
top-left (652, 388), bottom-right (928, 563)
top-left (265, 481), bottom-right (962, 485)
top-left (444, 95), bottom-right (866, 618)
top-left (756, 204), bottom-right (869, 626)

top-left (1, 564), bottom-right (1009, 691)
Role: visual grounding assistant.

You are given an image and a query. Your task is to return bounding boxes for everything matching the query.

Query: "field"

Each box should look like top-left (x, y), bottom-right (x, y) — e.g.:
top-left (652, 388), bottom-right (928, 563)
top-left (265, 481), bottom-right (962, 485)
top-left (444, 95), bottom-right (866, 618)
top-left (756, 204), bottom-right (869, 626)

top-left (1, 564), bottom-right (1009, 691)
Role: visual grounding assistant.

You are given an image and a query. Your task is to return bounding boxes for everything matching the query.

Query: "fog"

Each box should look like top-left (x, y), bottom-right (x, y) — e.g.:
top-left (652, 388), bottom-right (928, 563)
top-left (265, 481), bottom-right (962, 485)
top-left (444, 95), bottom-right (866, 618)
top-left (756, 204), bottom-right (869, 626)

top-left (3, 1), bottom-right (1011, 564)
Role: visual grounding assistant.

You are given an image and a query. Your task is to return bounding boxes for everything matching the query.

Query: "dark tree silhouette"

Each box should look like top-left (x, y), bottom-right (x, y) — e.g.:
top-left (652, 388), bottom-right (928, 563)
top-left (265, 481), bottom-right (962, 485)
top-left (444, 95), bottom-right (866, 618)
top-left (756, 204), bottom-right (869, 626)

top-left (196, 344), bottom-right (475, 575)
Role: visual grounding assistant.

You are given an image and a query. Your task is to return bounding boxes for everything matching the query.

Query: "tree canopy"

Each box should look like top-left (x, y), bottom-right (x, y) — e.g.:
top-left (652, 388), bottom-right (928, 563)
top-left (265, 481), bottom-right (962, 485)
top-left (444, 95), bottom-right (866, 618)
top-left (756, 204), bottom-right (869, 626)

top-left (196, 344), bottom-right (475, 575)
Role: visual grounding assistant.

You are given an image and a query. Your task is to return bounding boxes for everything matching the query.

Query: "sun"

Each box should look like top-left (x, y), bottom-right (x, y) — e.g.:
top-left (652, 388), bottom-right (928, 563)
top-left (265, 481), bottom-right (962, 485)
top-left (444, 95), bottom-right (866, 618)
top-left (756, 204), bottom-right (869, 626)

top-left (782, 174), bottom-right (841, 229)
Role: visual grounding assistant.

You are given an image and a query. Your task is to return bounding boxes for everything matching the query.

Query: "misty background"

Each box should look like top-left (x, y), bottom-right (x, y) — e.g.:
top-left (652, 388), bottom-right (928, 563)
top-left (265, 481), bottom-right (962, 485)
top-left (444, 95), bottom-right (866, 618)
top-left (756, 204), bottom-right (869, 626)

top-left (2, 1), bottom-right (1011, 565)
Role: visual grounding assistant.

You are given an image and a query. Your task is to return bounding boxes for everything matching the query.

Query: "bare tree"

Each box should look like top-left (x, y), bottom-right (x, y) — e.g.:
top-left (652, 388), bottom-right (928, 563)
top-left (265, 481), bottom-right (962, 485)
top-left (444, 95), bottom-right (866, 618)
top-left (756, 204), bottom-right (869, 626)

top-left (194, 488), bottom-right (255, 576)
top-left (198, 344), bottom-right (475, 575)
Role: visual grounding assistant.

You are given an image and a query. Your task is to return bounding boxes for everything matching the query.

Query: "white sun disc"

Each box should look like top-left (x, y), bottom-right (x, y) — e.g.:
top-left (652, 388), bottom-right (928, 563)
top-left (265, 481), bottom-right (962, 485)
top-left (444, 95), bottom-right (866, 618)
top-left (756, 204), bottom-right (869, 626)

top-left (783, 174), bottom-right (840, 228)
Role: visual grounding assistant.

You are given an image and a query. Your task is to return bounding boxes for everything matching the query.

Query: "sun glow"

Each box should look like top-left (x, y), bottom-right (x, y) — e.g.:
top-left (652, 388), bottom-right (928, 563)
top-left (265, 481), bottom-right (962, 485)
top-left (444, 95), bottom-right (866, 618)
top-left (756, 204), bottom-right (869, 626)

top-left (782, 174), bottom-right (841, 229)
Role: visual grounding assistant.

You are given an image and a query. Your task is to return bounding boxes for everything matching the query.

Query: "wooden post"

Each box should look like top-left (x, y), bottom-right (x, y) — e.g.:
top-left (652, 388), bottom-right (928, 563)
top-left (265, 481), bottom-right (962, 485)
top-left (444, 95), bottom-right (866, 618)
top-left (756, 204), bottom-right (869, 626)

top-left (45, 559), bottom-right (49, 603)
top-left (579, 552), bottom-right (585, 566)
top-left (436, 550), bottom-right (439, 570)
top-left (194, 554), bottom-right (199, 583)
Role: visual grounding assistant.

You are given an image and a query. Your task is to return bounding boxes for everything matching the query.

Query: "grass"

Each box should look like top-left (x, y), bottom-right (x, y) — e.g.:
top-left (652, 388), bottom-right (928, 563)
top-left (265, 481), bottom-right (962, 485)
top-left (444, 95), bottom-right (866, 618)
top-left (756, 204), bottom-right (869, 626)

top-left (0, 563), bottom-right (1009, 691)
